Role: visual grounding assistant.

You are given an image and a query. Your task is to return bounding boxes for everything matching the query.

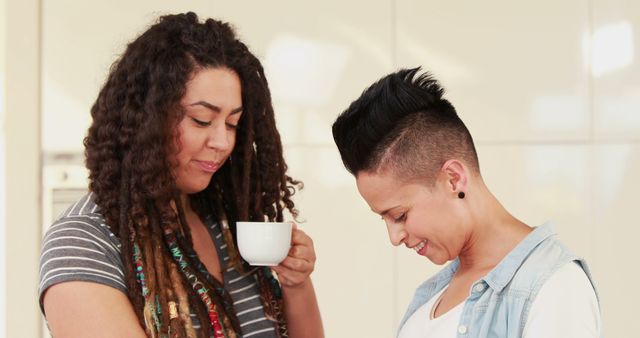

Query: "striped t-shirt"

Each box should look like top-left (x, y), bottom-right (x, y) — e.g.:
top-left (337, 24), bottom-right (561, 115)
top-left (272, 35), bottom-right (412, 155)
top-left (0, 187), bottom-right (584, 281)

top-left (39, 193), bottom-right (278, 337)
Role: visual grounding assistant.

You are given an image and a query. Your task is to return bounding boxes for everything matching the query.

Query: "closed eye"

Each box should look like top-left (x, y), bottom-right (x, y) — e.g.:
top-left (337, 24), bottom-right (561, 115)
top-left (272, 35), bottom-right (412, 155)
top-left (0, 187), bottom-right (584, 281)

top-left (192, 117), bottom-right (211, 127)
top-left (226, 123), bottom-right (238, 130)
top-left (394, 213), bottom-right (407, 223)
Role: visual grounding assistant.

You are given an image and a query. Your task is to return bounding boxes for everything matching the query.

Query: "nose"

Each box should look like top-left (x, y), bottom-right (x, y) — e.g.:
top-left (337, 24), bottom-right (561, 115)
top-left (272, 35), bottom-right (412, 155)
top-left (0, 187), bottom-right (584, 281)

top-left (206, 122), bottom-right (232, 152)
top-left (386, 222), bottom-right (407, 247)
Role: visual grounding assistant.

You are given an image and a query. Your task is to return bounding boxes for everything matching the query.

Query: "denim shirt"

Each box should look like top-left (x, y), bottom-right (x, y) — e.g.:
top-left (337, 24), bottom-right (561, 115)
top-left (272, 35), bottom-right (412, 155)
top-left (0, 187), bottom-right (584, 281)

top-left (398, 222), bottom-right (600, 338)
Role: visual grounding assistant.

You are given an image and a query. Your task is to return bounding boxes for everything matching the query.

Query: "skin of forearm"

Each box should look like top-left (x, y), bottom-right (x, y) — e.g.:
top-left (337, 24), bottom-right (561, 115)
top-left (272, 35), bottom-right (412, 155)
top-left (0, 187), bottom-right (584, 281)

top-left (282, 278), bottom-right (324, 338)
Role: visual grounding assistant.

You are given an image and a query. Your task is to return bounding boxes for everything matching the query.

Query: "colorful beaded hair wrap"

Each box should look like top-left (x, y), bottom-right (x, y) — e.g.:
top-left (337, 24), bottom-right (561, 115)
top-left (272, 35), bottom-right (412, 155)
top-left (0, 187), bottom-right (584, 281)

top-left (218, 217), bottom-right (289, 337)
top-left (132, 221), bottom-right (288, 337)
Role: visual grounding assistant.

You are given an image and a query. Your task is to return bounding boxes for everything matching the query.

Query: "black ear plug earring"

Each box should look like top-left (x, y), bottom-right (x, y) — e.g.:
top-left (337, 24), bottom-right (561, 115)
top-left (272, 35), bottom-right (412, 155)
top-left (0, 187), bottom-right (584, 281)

top-left (458, 191), bottom-right (465, 199)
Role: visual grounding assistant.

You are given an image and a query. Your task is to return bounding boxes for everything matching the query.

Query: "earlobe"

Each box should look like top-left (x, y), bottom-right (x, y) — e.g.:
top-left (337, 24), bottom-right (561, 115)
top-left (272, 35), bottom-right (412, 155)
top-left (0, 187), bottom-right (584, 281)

top-left (442, 159), bottom-right (468, 196)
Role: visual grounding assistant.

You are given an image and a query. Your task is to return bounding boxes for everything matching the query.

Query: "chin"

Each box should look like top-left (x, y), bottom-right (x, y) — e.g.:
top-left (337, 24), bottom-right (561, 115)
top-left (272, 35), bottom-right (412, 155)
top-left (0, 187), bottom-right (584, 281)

top-left (428, 256), bottom-right (449, 266)
top-left (179, 182), bottom-right (210, 195)
top-left (192, 185), bottom-right (210, 194)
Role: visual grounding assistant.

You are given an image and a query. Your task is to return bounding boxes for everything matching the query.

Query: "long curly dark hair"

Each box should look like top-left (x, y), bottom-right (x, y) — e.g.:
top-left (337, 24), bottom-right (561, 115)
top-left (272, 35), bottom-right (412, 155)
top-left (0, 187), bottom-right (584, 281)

top-left (84, 12), bottom-right (300, 338)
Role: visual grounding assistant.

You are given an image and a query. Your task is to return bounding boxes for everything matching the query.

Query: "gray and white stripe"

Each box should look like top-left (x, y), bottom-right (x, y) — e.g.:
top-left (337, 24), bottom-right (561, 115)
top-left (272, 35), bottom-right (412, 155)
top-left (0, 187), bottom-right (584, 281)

top-left (39, 194), bottom-right (278, 337)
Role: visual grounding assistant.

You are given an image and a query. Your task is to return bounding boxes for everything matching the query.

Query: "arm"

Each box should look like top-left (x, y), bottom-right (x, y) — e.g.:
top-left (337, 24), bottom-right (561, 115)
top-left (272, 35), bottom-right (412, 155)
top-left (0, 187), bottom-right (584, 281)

top-left (43, 281), bottom-right (147, 338)
top-left (271, 224), bottom-right (324, 338)
top-left (523, 262), bottom-right (601, 338)
top-left (39, 213), bottom-right (147, 337)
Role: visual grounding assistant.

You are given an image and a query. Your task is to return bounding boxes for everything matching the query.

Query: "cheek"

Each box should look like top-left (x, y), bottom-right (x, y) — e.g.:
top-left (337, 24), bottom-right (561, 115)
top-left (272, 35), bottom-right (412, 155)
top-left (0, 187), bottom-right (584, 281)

top-left (405, 208), bottom-right (429, 232)
top-left (182, 124), bottom-right (210, 147)
top-left (404, 219), bottom-right (429, 241)
top-left (175, 137), bottom-right (195, 163)
top-left (172, 134), bottom-right (204, 169)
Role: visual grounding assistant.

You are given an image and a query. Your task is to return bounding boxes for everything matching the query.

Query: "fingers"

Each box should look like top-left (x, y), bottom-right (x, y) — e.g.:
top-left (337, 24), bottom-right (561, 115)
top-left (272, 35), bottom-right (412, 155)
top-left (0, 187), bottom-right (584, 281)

top-left (289, 228), bottom-right (316, 261)
top-left (272, 259), bottom-right (313, 287)
top-left (291, 227), bottom-right (313, 248)
top-left (272, 224), bottom-right (317, 287)
top-left (288, 241), bottom-right (316, 263)
top-left (280, 255), bottom-right (313, 272)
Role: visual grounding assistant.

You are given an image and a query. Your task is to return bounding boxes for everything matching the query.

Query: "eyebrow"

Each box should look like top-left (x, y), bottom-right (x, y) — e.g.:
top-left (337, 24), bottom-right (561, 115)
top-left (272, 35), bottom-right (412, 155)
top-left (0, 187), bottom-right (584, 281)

top-left (375, 205), bottom-right (400, 217)
top-left (190, 101), bottom-right (243, 115)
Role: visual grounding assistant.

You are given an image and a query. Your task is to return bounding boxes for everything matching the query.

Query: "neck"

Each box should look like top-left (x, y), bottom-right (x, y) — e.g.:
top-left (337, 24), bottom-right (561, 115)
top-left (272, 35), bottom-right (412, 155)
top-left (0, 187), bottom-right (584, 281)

top-left (177, 193), bottom-right (206, 233)
top-left (179, 193), bottom-right (191, 213)
top-left (172, 193), bottom-right (197, 221)
top-left (456, 181), bottom-right (531, 274)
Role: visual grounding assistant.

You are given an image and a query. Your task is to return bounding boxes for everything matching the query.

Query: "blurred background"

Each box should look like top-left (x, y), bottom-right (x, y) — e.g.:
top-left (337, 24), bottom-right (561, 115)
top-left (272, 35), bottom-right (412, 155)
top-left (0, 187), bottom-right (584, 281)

top-left (2, 0), bottom-right (638, 337)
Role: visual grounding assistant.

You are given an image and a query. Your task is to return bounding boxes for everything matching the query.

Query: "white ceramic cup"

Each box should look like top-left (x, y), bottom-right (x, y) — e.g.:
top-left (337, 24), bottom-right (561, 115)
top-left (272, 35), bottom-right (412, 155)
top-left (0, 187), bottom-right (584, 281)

top-left (236, 221), bottom-right (292, 266)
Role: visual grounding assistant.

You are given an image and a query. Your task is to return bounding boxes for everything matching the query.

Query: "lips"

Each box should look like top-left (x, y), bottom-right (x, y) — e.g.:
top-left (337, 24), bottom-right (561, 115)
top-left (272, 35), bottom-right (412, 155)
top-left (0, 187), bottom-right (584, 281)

top-left (194, 160), bottom-right (220, 173)
top-left (411, 240), bottom-right (427, 256)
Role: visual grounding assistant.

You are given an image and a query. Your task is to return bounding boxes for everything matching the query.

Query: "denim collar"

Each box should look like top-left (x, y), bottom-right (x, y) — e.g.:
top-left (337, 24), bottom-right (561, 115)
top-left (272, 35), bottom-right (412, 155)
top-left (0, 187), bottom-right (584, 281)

top-left (428, 222), bottom-right (556, 292)
top-left (482, 222), bottom-right (556, 292)
top-left (398, 222), bottom-right (562, 334)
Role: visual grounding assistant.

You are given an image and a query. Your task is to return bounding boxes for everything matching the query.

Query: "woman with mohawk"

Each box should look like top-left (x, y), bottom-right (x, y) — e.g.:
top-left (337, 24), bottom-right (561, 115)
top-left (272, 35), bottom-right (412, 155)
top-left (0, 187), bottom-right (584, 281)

top-left (332, 67), bottom-right (601, 338)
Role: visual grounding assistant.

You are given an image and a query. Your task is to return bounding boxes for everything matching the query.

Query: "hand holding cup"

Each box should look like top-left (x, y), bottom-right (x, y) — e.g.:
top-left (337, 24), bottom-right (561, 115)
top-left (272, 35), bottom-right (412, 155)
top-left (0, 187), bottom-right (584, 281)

top-left (236, 221), bottom-right (316, 288)
top-left (271, 223), bottom-right (316, 288)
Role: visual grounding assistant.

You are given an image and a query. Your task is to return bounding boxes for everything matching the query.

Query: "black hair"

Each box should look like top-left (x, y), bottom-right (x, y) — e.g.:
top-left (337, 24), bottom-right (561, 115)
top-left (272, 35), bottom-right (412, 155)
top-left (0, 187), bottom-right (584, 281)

top-left (332, 67), bottom-right (479, 183)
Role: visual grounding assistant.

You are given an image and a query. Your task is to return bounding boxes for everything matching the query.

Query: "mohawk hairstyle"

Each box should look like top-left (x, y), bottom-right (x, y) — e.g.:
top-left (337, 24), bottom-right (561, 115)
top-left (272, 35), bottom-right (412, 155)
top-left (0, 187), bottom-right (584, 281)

top-left (332, 67), bottom-right (479, 183)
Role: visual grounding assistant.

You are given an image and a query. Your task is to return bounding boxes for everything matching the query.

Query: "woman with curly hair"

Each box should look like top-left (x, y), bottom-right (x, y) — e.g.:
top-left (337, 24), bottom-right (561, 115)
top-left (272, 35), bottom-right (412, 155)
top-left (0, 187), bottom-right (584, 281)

top-left (39, 12), bottom-right (323, 338)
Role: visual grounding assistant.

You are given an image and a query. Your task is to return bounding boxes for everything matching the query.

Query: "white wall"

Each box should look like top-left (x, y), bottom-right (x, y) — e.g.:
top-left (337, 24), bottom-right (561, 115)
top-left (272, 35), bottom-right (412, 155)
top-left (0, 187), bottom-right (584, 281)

top-left (0, 0), bottom-right (6, 336)
top-left (3, 1), bottom-right (639, 337)
top-left (3, 0), bottom-right (41, 338)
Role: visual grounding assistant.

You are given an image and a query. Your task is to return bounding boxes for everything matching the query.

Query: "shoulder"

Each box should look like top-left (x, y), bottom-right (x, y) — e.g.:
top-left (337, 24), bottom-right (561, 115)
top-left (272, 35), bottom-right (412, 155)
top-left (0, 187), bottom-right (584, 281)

top-left (40, 194), bottom-right (126, 311)
top-left (45, 192), bottom-right (120, 249)
top-left (523, 262), bottom-right (601, 337)
top-left (526, 235), bottom-right (576, 270)
top-left (56, 192), bottom-right (103, 219)
top-left (510, 235), bottom-right (578, 291)
top-left (534, 262), bottom-right (598, 304)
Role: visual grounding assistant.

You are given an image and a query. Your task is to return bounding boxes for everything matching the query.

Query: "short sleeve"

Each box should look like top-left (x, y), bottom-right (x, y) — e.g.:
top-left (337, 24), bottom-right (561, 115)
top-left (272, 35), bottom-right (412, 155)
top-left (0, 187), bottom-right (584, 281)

top-left (39, 214), bottom-right (127, 313)
top-left (523, 261), bottom-right (601, 338)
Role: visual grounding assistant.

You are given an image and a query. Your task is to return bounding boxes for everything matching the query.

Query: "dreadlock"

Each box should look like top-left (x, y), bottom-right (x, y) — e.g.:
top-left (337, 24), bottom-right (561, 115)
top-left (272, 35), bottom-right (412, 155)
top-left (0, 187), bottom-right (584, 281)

top-left (84, 12), bottom-right (300, 338)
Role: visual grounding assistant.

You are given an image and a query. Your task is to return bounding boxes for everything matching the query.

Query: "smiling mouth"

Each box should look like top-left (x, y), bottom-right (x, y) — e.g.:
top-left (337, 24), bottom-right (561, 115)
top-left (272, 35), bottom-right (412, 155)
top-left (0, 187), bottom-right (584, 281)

top-left (412, 240), bottom-right (427, 254)
top-left (194, 160), bottom-right (220, 173)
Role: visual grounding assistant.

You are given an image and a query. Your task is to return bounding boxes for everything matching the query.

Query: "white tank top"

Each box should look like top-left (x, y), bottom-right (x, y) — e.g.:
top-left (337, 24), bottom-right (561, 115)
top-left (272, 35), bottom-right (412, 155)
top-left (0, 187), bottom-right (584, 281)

top-left (398, 287), bottom-right (463, 338)
top-left (397, 262), bottom-right (601, 338)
